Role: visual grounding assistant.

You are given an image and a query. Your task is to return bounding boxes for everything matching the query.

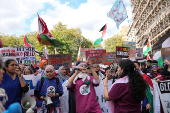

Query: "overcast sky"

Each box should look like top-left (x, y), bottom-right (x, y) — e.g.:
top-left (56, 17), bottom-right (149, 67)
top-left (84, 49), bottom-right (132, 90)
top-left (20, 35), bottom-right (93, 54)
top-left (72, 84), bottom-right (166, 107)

top-left (0, 0), bottom-right (132, 41)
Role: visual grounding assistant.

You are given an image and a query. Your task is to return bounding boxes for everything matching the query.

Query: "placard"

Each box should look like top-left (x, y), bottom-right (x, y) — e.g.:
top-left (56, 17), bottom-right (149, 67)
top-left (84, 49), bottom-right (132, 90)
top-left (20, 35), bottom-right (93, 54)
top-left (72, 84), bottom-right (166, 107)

top-left (85, 50), bottom-right (106, 64)
top-left (104, 52), bottom-right (116, 65)
top-left (157, 80), bottom-right (170, 113)
top-left (48, 54), bottom-right (72, 70)
top-left (136, 48), bottom-right (143, 60)
top-left (95, 80), bottom-right (112, 113)
top-left (161, 47), bottom-right (170, 61)
top-left (0, 47), bottom-right (35, 64)
top-left (123, 41), bottom-right (136, 58)
top-left (0, 47), bottom-right (16, 61)
top-left (80, 48), bottom-right (94, 61)
top-left (16, 47), bottom-right (35, 64)
top-left (23, 74), bottom-right (41, 97)
top-left (116, 46), bottom-right (129, 58)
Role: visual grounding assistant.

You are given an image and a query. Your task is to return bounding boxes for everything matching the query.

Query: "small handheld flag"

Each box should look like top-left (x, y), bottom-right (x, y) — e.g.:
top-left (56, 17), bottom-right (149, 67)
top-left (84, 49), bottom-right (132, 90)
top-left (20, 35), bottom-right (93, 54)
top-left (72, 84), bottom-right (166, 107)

top-left (107, 0), bottom-right (128, 29)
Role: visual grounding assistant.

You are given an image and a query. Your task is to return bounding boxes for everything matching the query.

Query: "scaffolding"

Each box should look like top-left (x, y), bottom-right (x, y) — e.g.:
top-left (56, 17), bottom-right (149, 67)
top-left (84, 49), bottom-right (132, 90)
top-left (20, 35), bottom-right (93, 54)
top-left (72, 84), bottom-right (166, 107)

top-left (128, 0), bottom-right (170, 48)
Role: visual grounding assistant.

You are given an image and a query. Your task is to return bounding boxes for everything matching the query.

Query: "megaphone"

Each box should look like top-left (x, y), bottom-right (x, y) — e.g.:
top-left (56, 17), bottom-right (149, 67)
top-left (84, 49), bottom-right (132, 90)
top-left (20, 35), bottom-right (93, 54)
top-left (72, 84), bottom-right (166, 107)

top-left (46, 96), bottom-right (53, 107)
top-left (21, 96), bottom-right (36, 110)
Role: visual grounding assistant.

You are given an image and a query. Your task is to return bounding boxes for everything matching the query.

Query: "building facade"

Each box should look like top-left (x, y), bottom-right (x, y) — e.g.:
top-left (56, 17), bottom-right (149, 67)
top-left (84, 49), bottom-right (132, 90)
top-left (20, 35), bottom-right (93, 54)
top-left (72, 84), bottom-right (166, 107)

top-left (128, 0), bottom-right (170, 48)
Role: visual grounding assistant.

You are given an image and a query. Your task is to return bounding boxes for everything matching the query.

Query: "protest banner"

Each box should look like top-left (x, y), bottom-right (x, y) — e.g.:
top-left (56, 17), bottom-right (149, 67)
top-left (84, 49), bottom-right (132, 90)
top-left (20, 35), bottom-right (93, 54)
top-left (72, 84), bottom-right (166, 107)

top-left (116, 46), bottom-right (130, 58)
top-left (80, 48), bottom-right (94, 61)
top-left (157, 80), bottom-right (170, 113)
top-left (136, 48), bottom-right (143, 60)
top-left (48, 54), bottom-right (72, 70)
top-left (123, 41), bottom-right (136, 58)
top-left (0, 47), bottom-right (16, 61)
top-left (94, 80), bottom-right (112, 113)
top-left (23, 74), bottom-right (41, 97)
top-left (161, 47), bottom-right (170, 61)
top-left (85, 50), bottom-right (107, 64)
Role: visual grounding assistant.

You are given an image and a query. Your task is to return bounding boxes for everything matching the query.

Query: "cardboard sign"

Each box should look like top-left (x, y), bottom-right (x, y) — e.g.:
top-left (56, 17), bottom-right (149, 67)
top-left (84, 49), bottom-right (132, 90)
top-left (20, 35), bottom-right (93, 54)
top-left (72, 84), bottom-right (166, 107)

top-left (48, 54), bottom-right (72, 70)
top-left (104, 52), bottom-right (116, 65)
top-left (161, 47), bottom-right (170, 61)
top-left (116, 46), bottom-right (130, 58)
top-left (85, 50), bottom-right (106, 64)
top-left (80, 48), bottom-right (94, 61)
top-left (123, 41), bottom-right (136, 58)
top-left (136, 48), bottom-right (143, 60)
top-left (157, 80), bottom-right (170, 113)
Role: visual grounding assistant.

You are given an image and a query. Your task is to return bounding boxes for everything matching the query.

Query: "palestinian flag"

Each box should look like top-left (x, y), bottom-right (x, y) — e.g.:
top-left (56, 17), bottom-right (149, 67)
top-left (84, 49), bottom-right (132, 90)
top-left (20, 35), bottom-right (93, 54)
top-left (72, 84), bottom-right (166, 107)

top-left (24, 35), bottom-right (32, 47)
top-left (142, 73), bottom-right (153, 113)
top-left (143, 38), bottom-right (151, 56)
top-left (94, 24), bottom-right (107, 46)
top-left (37, 15), bottom-right (64, 48)
top-left (77, 46), bottom-right (81, 61)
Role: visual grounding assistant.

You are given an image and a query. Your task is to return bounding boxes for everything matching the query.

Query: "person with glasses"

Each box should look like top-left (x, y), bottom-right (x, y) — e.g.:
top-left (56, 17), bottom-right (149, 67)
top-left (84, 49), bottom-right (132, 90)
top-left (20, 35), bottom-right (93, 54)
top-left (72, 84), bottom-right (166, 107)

top-left (148, 63), bottom-right (164, 81)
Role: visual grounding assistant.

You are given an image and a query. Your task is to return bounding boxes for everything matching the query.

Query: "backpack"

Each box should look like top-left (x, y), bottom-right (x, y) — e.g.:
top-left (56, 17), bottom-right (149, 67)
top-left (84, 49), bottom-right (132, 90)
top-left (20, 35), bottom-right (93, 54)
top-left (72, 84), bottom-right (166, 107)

top-left (40, 77), bottom-right (59, 91)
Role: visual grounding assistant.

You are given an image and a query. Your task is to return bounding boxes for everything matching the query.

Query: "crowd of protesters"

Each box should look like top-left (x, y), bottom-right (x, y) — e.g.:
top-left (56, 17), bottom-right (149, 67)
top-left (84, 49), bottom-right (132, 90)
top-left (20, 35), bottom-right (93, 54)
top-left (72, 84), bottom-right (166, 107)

top-left (0, 56), bottom-right (169, 113)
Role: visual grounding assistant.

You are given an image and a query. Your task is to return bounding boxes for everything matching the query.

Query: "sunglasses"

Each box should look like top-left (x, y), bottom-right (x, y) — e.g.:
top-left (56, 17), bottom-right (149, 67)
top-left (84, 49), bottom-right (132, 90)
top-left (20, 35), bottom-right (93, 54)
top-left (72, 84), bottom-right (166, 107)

top-left (152, 66), bottom-right (158, 68)
top-left (86, 67), bottom-right (90, 69)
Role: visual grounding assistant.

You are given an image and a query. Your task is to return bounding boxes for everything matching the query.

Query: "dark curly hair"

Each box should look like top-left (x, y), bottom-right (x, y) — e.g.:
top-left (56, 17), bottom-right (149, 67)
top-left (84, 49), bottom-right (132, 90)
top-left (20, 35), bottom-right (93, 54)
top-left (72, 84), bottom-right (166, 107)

top-left (119, 59), bottom-right (147, 102)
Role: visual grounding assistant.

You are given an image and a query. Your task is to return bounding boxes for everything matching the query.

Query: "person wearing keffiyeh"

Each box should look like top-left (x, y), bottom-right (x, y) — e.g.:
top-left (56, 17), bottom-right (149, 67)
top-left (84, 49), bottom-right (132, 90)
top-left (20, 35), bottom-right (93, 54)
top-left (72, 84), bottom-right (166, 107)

top-left (65, 60), bottom-right (102, 113)
top-left (57, 66), bottom-right (70, 84)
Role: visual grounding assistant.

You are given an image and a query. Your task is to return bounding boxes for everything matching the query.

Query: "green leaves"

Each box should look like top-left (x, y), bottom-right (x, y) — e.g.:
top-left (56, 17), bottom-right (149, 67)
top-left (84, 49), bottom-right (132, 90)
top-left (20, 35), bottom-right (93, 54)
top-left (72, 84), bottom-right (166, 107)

top-left (104, 35), bottom-right (123, 52)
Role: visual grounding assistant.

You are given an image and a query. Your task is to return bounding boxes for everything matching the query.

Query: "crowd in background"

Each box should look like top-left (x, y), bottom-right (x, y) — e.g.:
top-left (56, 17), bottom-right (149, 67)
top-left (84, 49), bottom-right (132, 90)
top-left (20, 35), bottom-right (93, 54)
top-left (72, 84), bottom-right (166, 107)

top-left (0, 57), bottom-right (170, 113)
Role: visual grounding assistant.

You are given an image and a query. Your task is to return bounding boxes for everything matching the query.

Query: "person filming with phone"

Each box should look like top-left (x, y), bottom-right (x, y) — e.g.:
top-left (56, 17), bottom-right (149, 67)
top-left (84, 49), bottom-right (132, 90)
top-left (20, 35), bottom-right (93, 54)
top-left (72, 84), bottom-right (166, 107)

top-left (65, 59), bottom-right (102, 113)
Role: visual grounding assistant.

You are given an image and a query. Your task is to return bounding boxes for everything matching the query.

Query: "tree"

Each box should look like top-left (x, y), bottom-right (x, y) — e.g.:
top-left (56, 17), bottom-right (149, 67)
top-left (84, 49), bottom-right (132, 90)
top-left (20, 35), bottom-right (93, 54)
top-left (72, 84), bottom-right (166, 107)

top-left (104, 35), bottom-right (123, 52)
top-left (0, 22), bottom-right (94, 62)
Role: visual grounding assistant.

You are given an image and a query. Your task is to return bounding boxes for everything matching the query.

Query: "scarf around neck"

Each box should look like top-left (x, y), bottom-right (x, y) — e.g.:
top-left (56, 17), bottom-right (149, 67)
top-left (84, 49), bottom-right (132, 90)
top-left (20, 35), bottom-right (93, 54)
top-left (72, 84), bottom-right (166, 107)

top-left (73, 72), bottom-right (89, 84)
top-left (58, 66), bottom-right (69, 81)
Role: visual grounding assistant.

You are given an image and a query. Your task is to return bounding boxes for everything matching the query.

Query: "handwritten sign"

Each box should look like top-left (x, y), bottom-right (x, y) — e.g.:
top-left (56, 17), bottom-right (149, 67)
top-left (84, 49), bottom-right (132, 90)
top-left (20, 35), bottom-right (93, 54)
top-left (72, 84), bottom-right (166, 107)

top-left (123, 41), bottom-right (136, 58)
top-left (0, 47), bottom-right (16, 61)
top-left (104, 52), bottom-right (116, 65)
top-left (0, 47), bottom-right (35, 64)
top-left (85, 50), bottom-right (106, 64)
top-left (116, 46), bottom-right (129, 58)
top-left (157, 80), bottom-right (170, 113)
top-left (95, 80), bottom-right (112, 113)
top-left (161, 47), bottom-right (170, 61)
top-left (16, 47), bottom-right (35, 64)
top-left (80, 48), bottom-right (94, 61)
top-left (48, 54), bottom-right (72, 70)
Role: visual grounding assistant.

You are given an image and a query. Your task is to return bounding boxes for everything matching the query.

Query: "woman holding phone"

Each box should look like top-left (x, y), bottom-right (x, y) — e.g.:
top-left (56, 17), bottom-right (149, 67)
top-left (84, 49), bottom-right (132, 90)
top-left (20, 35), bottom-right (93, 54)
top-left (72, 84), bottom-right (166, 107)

top-left (103, 59), bottom-right (147, 113)
top-left (0, 59), bottom-right (28, 109)
top-left (65, 59), bottom-right (102, 113)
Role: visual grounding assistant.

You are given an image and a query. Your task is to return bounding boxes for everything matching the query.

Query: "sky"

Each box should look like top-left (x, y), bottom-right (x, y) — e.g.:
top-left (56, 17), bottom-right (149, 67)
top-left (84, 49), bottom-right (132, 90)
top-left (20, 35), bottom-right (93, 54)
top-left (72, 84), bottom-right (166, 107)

top-left (0, 0), bottom-right (132, 41)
